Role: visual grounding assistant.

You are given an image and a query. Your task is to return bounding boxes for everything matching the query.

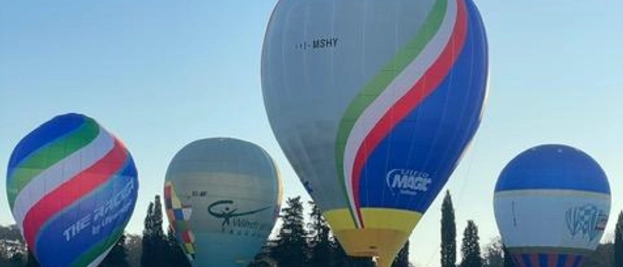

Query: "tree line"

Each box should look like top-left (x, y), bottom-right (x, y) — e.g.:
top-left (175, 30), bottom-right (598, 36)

top-left (1, 191), bottom-right (623, 267)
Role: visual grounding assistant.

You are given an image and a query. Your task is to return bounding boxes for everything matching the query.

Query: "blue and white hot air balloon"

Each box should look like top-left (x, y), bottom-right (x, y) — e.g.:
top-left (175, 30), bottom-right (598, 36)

top-left (494, 144), bottom-right (611, 267)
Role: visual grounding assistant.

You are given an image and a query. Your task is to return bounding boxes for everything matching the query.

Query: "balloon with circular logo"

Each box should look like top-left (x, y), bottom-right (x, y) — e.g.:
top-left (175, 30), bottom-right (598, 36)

top-left (494, 144), bottom-right (611, 267)
top-left (6, 113), bottom-right (139, 267)
top-left (164, 138), bottom-right (282, 267)
top-left (261, 0), bottom-right (488, 265)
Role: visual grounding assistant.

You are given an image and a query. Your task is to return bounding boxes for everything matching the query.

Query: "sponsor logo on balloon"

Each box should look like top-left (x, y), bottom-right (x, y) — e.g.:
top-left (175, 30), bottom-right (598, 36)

top-left (386, 169), bottom-right (432, 196)
top-left (207, 200), bottom-right (273, 237)
top-left (565, 204), bottom-right (608, 242)
top-left (63, 179), bottom-right (135, 241)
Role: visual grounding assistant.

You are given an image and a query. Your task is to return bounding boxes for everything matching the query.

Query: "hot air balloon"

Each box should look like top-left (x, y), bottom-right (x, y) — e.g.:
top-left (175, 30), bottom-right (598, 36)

top-left (6, 113), bottom-right (139, 267)
top-left (261, 0), bottom-right (488, 265)
top-left (494, 144), bottom-right (611, 267)
top-left (164, 138), bottom-right (282, 267)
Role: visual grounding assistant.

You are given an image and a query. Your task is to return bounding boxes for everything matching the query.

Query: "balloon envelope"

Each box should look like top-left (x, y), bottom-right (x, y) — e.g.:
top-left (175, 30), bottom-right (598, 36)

top-left (164, 138), bottom-right (282, 267)
top-left (6, 113), bottom-right (139, 267)
top-left (261, 0), bottom-right (488, 264)
top-left (494, 144), bottom-right (611, 267)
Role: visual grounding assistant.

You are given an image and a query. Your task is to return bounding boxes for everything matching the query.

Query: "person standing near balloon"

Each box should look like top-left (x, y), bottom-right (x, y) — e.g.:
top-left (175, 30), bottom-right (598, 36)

top-left (494, 144), bottom-right (611, 267)
top-left (261, 0), bottom-right (489, 265)
top-left (6, 113), bottom-right (139, 267)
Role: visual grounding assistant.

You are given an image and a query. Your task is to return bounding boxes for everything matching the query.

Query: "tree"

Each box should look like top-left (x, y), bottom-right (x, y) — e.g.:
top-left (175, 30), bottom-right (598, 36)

top-left (441, 190), bottom-right (457, 267)
top-left (308, 201), bottom-right (333, 266)
top-left (616, 211), bottom-right (623, 267)
top-left (481, 238), bottom-right (503, 267)
top-left (26, 250), bottom-right (40, 267)
top-left (271, 196), bottom-right (309, 266)
top-left (125, 234), bottom-right (142, 267)
top-left (392, 241), bottom-right (410, 267)
top-left (460, 220), bottom-right (482, 267)
top-left (141, 195), bottom-right (167, 267)
top-left (165, 226), bottom-right (192, 267)
top-left (100, 234), bottom-right (130, 267)
top-left (584, 243), bottom-right (614, 267)
top-left (502, 245), bottom-right (515, 267)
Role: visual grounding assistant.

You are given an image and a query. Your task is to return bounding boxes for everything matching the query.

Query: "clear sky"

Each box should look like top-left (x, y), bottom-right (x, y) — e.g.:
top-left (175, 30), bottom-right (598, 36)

top-left (1, 1), bottom-right (622, 266)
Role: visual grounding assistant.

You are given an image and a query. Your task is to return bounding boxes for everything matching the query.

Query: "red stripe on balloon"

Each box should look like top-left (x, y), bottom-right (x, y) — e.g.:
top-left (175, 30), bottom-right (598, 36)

top-left (513, 254), bottom-right (527, 267)
top-left (548, 253), bottom-right (557, 267)
top-left (22, 139), bottom-right (128, 254)
top-left (563, 255), bottom-right (576, 267)
top-left (529, 254), bottom-right (538, 267)
top-left (351, 0), bottom-right (469, 227)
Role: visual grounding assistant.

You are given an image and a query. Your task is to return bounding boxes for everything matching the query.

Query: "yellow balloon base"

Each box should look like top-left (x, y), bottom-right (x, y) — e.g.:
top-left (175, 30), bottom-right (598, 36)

top-left (324, 208), bottom-right (422, 267)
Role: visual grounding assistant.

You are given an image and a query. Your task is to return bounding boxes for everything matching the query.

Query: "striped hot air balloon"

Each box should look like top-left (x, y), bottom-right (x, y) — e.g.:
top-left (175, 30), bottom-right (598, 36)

top-left (6, 113), bottom-right (139, 267)
top-left (261, 0), bottom-right (488, 265)
top-left (494, 144), bottom-right (611, 267)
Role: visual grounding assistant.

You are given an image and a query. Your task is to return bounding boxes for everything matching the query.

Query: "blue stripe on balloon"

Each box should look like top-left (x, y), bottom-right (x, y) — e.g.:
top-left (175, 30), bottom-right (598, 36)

top-left (572, 255), bottom-right (584, 267)
top-left (494, 144), bottom-right (610, 194)
top-left (7, 113), bottom-right (86, 180)
top-left (358, 0), bottom-right (487, 212)
top-left (538, 253), bottom-right (547, 267)
top-left (522, 254), bottom-right (532, 267)
top-left (556, 254), bottom-right (567, 267)
top-left (34, 158), bottom-right (137, 267)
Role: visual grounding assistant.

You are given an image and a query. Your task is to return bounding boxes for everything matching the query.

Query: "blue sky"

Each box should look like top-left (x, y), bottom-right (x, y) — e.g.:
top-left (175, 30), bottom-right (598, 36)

top-left (1, 1), bottom-right (622, 266)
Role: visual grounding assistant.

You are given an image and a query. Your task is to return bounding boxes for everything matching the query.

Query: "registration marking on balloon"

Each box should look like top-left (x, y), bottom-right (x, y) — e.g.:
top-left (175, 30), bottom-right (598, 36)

top-left (6, 113), bottom-right (138, 267)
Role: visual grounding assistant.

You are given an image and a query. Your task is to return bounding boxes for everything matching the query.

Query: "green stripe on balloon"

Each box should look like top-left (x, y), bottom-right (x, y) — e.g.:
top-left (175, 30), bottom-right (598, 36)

top-left (7, 119), bottom-right (100, 209)
top-left (69, 222), bottom-right (126, 267)
top-left (334, 0), bottom-right (448, 227)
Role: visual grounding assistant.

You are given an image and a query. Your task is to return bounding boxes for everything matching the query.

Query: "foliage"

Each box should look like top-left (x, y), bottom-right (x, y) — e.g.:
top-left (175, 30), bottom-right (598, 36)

top-left (460, 220), bottom-right (482, 267)
top-left (441, 190), bottom-right (457, 267)
top-left (615, 211), bottom-right (623, 267)
top-left (481, 238), bottom-right (503, 267)
top-left (271, 196), bottom-right (309, 266)
top-left (307, 201), bottom-right (334, 266)
top-left (392, 241), bottom-right (410, 267)
top-left (26, 250), bottom-right (40, 267)
top-left (100, 234), bottom-right (130, 267)
top-left (165, 226), bottom-right (191, 267)
top-left (140, 195), bottom-right (168, 267)
top-left (502, 245), bottom-right (515, 267)
top-left (584, 243), bottom-right (614, 267)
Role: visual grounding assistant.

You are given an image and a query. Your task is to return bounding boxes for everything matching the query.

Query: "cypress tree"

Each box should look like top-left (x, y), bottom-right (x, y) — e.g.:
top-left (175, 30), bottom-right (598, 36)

top-left (441, 190), bottom-right (457, 267)
top-left (460, 220), bottom-right (482, 267)
top-left (615, 211), bottom-right (623, 267)
top-left (141, 195), bottom-right (167, 267)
